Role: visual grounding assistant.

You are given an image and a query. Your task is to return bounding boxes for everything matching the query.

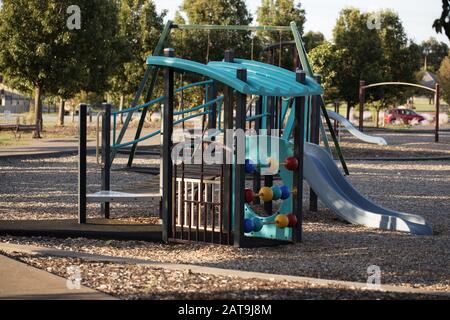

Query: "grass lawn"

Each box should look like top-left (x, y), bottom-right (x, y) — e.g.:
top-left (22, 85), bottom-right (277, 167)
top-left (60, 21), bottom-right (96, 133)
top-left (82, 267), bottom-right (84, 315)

top-left (0, 132), bottom-right (29, 147)
top-left (0, 123), bottom-right (96, 147)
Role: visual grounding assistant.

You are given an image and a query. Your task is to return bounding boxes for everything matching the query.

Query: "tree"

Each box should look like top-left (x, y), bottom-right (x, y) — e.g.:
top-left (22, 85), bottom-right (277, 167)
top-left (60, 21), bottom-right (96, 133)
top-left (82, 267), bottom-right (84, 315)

top-left (332, 8), bottom-right (384, 119)
top-left (256, 0), bottom-right (306, 69)
top-left (109, 0), bottom-right (165, 120)
top-left (438, 53), bottom-right (450, 105)
top-left (0, 0), bottom-right (119, 136)
top-left (174, 0), bottom-right (253, 63)
top-left (375, 10), bottom-right (421, 111)
top-left (303, 31), bottom-right (325, 52)
top-left (420, 38), bottom-right (449, 72)
top-left (308, 42), bottom-right (346, 102)
top-left (433, 0), bottom-right (450, 40)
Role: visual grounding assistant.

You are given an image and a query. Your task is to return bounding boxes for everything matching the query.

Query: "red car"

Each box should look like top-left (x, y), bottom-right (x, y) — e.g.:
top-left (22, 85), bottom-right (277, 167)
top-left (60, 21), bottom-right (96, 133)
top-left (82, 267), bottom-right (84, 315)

top-left (384, 108), bottom-right (425, 124)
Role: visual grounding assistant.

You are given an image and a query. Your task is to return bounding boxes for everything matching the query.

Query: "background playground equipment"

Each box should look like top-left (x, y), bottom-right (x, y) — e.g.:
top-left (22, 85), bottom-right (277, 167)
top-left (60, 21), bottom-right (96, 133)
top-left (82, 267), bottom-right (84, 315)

top-left (359, 80), bottom-right (441, 142)
top-left (78, 21), bottom-right (432, 249)
top-left (326, 110), bottom-right (388, 146)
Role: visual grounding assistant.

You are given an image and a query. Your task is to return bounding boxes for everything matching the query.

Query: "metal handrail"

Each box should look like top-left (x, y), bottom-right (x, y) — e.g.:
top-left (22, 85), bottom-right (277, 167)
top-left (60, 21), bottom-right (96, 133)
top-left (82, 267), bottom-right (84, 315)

top-left (113, 80), bottom-right (214, 117)
top-left (96, 111), bottom-right (105, 166)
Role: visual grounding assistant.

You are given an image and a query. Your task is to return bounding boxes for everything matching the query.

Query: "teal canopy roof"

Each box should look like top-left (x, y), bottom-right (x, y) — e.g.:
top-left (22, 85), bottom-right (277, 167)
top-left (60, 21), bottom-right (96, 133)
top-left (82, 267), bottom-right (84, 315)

top-left (146, 56), bottom-right (323, 97)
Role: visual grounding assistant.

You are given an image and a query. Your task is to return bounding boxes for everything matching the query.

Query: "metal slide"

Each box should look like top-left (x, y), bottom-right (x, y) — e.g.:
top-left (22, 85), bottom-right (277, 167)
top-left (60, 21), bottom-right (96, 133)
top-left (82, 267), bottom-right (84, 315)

top-left (303, 143), bottom-right (432, 235)
top-left (327, 110), bottom-right (388, 146)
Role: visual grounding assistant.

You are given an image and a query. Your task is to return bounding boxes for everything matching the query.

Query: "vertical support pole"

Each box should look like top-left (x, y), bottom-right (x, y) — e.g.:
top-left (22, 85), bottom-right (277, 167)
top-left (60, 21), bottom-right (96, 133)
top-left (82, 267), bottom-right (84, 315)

top-left (223, 50), bottom-right (234, 243)
top-left (253, 97), bottom-right (262, 205)
top-left (101, 103), bottom-right (111, 219)
top-left (334, 101), bottom-right (339, 137)
top-left (435, 83), bottom-right (440, 143)
top-left (234, 68), bottom-right (247, 248)
top-left (359, 80), bottom-right (365, 132)
top-left (162, 48), bottom-right (175, 243)
top-left (309, 74), bottom-right (321, 212)
top-left (78, 104), bottom-right (87, 224)
top-left (264, 96), bottom-right (274, 214)
top-left (293, 70), bottom-right (306, 243)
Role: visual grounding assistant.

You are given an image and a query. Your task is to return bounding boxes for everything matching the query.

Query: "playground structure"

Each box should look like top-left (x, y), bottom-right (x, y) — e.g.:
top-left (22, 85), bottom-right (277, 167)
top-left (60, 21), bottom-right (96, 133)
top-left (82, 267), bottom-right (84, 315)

top-left (77, 21), bottom-right (433, 248)
top-left (359, 80), bottom-right (442, 142)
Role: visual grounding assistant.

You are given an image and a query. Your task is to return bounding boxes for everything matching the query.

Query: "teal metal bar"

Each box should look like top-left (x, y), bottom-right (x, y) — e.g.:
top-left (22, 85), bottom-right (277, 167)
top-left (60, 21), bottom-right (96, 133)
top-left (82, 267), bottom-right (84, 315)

top-left (174, 111), bottom-right (209, 125)
top-left (173, 96), bottom-right (223, 116)
top-left (175, 80), bottom-right (213, 93)
top-left (174, 24), bottom-right (292, 32)
top-left (113, 96), bottom-right (166, 115)
top-left (122, 20), bottom-right (174, 166)
top-left (246, 113), bottom-right (270, 122)
top-left (113, 110), bottom-right (210, 150)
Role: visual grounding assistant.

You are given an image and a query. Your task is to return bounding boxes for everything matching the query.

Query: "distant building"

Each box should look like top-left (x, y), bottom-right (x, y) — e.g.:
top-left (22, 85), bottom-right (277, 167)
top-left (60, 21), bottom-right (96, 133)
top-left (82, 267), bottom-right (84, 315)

top-left (419, 70), bottom-right (438, 90)
top-left (0, 85), bottom-right (32, 114)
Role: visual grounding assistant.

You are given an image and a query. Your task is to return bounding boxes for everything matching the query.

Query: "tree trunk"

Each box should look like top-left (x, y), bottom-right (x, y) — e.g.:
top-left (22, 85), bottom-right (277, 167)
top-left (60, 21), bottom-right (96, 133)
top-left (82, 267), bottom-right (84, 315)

top-left (58, 98), bottom-right (65, 126)
top-left (346, 102), bottom-right (351, 120)
top-left (33, 85), bottom-right (43, 138)
top-left (119, 94), bottom-right (124, 124)
top-left (376, 109), bottom-right (380, 128)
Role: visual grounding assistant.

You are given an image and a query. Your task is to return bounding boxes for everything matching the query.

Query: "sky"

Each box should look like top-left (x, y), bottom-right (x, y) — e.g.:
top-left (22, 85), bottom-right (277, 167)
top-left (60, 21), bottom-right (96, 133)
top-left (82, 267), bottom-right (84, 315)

top-left (154, 0), bottom-right (449, 44)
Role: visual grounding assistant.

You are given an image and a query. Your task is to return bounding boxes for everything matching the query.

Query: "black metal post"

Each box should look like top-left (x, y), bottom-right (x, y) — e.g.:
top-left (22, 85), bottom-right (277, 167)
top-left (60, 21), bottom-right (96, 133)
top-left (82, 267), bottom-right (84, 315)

top-left (309, 74), bottom-right (321, 212)
top-left (359, 80), bottom-right (365, 132)
top-left (293, 70), bottom-right (306, 242)
top-left (435, 83), bottom-right (440, 143)
top-left (223, 50), bottom-right (234, 242)
top-left (264, 96), bottom-right (274, 214)
top-left (101, 103), bottom-right (111, 219)
top-left (162, 48), bottom-right (175, 243)
top-left (78, 104), bottom-right (87, 224)
top-left (253, 96), bottom-right (262, 205)
top-left (234, 68), bottom-right (247, 248)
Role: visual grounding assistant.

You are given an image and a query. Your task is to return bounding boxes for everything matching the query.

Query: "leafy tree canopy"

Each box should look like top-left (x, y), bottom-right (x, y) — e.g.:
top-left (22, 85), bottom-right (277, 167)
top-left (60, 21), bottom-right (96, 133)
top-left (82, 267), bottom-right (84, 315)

top-left (433, 0), bottom-right (450, 40)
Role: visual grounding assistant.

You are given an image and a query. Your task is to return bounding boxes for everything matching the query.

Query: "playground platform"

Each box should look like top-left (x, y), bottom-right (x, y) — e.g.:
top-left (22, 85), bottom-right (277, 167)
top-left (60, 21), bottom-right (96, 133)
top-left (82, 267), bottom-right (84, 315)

top-left (0, 219), bottom-right (163, 242)
top-left (0, 219), bottom-right (287, 247)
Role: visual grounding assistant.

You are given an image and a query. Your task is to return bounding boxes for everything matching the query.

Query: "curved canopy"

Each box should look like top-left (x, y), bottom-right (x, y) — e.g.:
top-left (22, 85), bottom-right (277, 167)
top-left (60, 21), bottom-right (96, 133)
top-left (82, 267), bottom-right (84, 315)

top-left (146, 56), bottom-right (323, 97)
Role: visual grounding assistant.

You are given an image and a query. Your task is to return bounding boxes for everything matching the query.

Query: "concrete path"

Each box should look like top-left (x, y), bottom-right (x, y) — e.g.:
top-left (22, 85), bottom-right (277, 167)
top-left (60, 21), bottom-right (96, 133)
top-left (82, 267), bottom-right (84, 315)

top-left (0, 128), bottom-right (161, 159)
top-left (1, 242), bottom-right (448, 298)
top-left (0, 254), bottom-right (116, 300)
top-left (0, 138), bottom-right (96, 158)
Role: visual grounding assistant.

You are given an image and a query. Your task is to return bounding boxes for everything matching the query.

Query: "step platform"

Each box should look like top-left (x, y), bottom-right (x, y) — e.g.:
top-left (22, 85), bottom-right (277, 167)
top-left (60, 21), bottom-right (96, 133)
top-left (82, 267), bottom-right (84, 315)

top-left (86, 190), bottom-right (160, 203)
